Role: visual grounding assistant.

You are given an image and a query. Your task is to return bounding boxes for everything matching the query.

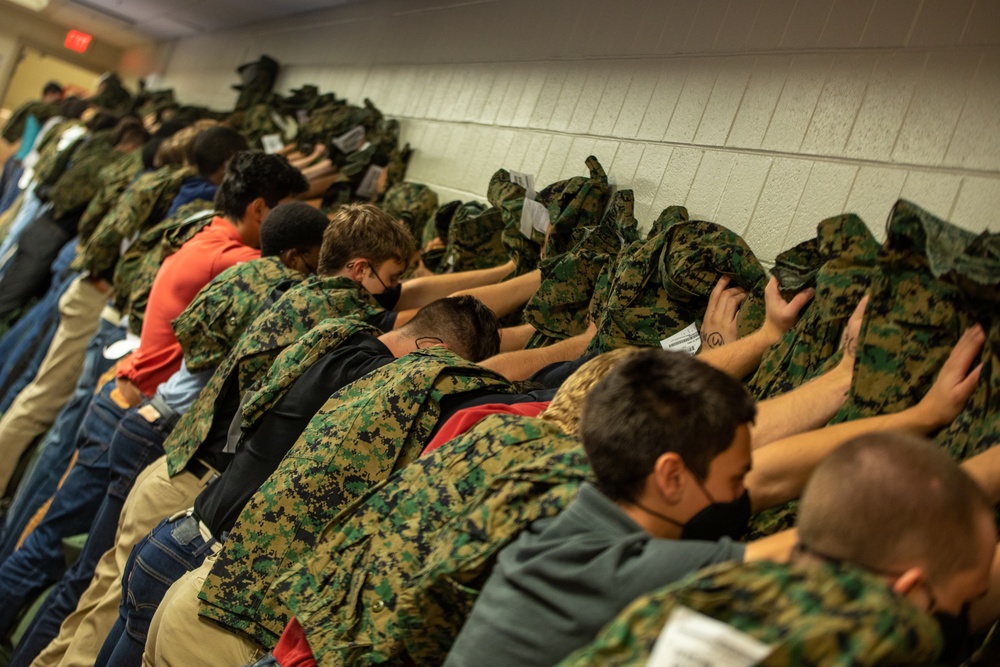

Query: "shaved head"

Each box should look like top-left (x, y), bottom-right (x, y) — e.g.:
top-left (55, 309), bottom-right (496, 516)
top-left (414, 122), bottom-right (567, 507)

top-left (798, 431), bottom-right (995, 583)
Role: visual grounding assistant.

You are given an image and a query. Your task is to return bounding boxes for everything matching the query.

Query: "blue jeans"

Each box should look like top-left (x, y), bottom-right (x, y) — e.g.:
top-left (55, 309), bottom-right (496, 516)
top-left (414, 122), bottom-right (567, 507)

top-left (0, 380), bottom-right (124, 634)
top-left (0, 187), bottom-right (46, 280)
top-left (8, 402), bottom-right (177, 667)
top-left (95, 514), bottom-right (217, 667)
top-left (0, 160), bottom-right (24, 215)
top-left (0, 318), bottom-right (125, 561)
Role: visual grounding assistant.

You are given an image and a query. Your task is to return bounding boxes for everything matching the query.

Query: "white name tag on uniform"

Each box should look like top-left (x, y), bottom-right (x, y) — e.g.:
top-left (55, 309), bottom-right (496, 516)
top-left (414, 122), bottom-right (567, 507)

top-left (261, 133), bottom-right (284, 154)
top-left (646, 606), bottom-right (772, 667)
top-left (508, 170), bottom-right (536, 200)
top-left (520, 198), bottom-right (550, 239)
top-left (660, 322), bottom-right (701, 355)
top-left (356, 165), bottom-right (384, 199)
top-left (331, 125), bottom-right (366, 153)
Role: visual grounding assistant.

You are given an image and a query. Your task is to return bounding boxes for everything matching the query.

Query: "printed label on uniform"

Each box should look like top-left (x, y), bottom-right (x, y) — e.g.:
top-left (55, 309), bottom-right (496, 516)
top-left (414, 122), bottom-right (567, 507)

top-left (520, 198), bottom-right (550, 239)
top-left (331, 125), bottom-right (366, 154)
top-left (509, 170), bottom-right (536, 200)
top-left (261, 133), bottom-right (284, 154)
top-left (646, 606), bottom-right (772, 667)
top-left (356, 165), bottom-right (385, 199)
top-left (296, 110), bottom-right (310, 125)
top-left (660, 322), bottom-right (701, 355)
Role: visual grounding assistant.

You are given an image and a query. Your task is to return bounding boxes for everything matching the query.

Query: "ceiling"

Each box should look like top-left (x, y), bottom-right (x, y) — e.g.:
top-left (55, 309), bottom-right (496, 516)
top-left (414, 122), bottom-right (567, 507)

top-left (7, 0), bottom-right (365, 47)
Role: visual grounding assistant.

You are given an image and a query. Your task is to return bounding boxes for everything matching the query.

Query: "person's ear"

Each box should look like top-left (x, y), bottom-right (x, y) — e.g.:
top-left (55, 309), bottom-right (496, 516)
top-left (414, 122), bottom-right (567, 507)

top-left (892, 567), bottom-right (933, 611)
top-left (346, 258), bottom-right (368, 282)
top-left (652, 452), bottom-right (686, 504)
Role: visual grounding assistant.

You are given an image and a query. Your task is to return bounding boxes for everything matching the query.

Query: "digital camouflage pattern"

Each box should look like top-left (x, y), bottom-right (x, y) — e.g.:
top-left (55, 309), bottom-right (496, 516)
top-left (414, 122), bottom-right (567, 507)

top-left (239, 317), bottom-right (381, 433)
top-left (379, 182), bottom-right (438, 241)
top-left (746, 214), bottom-right (880, 400)
top-left (163, 274), bottom-right (385, 476)
top-left (1, 100), bottom-right (59, 143)
top-left (232, 56), bottom-right (279, 112)
top-left (240, 101), bottom-right (286, 150)
top-left (556, 560), bottom-right (942, 667)
top-left (488, 168), bottom-right (534, 274)
top-left (116, 202), bottom-right (216, 331)
top-left (273, 413), bottom-right (592, 666)
top-left (46, 130), bottom-right (121, 220)
top-left (29, 120), bottom-right (86, 188)
top-left (421, 200), bottom-right (460, 272)
top-left (588, 209), bottom-right (767, 353)
top-left (438, 202), bottom-right (508, 274)
top-left (196, 348), bottom-right (517, 648)
top-left (173, 255), bottom-right (305, 374)
top-left (76, 149), bottom-right (144, 243)
top-left (751, 201), bottom-right (1000, 538)
top-left (90, 74), bottom-right (133, 114)
top-left (524, 189), bottom-right (638, 347)
top-left (71, 164), bottom-right (193, 279)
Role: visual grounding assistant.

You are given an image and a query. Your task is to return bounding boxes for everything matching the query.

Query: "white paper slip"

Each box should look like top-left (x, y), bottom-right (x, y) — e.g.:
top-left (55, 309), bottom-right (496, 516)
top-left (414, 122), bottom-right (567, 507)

top-left (520, 198), bottom-right (550, 239)
top-left (508, 170), bottom-right (536, 200)
top-left (261, 133), bottom-right (284, 154)
top-left (355, 165), bottom-right (385, 199)
top-left (296, 109), bottom-right (310, 125)
top-left (104, 332), bottom-right (142, 361)
top-left (646, 606), bottom-right (772, 667)
top-left (660, 322), bottom-right (701, 355)
top-left (331, 125), bottom-right (366, 153)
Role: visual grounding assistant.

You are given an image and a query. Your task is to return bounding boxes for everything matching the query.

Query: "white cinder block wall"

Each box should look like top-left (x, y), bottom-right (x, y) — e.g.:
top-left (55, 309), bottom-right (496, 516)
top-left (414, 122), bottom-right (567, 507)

top-left (155, 0), bottom-right (999, 263)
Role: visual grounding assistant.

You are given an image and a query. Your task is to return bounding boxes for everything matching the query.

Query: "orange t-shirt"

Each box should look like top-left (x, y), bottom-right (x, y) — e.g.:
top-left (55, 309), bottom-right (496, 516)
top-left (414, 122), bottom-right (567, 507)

top-left (116, 216), bottom-right (259, 396)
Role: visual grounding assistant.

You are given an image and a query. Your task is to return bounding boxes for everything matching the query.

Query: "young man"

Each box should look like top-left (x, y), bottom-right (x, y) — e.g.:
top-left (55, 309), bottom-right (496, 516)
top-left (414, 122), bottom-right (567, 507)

top-left (10, 202), bottom-right (327, 667)
top-left (444, 324), bottom-right (986, 667)
top-left (557, 431), bottom-right (1000, 666)
top-left (95, 296), bottom-right (501, 666)
top-left (0, 147), bottom-right (306, 638)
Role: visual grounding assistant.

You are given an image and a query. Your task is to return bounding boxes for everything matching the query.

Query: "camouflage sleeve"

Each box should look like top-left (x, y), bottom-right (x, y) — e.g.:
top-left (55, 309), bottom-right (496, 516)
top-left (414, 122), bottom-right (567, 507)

top-left (77, 151), bottom-right (143, 243)
top-left (48, 140), bottom-right (118, 219)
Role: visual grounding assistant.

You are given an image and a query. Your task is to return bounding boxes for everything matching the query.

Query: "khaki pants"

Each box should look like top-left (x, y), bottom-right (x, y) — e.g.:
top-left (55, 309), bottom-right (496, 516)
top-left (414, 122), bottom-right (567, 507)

top-left (0, 276), bottom-right (105, 490)
top-left (31, 455), bottom-right (219, 667)
top-left (142, 555), bottom-right (264, 667)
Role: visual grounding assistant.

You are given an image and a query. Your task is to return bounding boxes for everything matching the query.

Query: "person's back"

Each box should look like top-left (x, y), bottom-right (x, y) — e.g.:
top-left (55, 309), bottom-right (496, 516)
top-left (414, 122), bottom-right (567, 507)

top-left (556, 432), bottom-right (1000, 667)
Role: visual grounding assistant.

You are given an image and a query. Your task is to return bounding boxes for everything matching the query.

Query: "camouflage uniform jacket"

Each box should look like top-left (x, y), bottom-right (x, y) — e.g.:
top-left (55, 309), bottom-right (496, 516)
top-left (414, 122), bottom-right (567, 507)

top-left (589, 210), bottom-right (767, 353)
top-left (490, 157), bottom-right (610, 276)
top-left (239, 318), bottom-right (381, 433)
top-left (196, 348), bottom-right (516, 648)
top-left (556, 560), bottom-right (942, 667)
top-left (1, 100), bottom-right (58, 143)
top-left (163, 274), bottom-right (385, 476)
top-left (76, 149), bottom-right (144, 243)
top-left (71, 164), bottom-right (193, 280)
top-left (751, 201), bottom-right (999, 539)
top-left (275, 414), bottom-right (592, 666)
top-left (47, 131), bottom-right (121, 220)
top-left (524, 189), bottom-right (639, 347)
top-left (746, 214), bottom-right (880, 400)
top-left (829, 201), bottom-right (999, 459)
top-left (116, 202), bottom-right (215, 329)
top-left (172, 255), bottom-right (304, 374)
top-left (30, 120), bottom-right (86, 188)
top-left (379, 182), bottom-right (438, 241)
top-left (438, 202), bottom-right (508, 274)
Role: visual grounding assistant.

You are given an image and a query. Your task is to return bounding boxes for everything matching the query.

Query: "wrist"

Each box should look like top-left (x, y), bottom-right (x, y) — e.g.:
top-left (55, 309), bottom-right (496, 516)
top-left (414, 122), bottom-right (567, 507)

top-left (902, 401), bottom-right (946, 434)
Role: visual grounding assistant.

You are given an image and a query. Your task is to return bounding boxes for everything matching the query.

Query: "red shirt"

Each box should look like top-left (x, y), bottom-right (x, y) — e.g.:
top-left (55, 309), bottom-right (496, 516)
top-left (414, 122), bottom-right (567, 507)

top-left (421, 401), bottom-right (550, 456)
top-left (116, 216), bottom-right (259, 396)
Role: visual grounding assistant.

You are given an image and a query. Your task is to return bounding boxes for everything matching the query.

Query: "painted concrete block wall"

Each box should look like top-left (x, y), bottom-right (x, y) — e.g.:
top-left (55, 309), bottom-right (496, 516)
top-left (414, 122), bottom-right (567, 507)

top-left (154, 0), bottom-right (1000, 263)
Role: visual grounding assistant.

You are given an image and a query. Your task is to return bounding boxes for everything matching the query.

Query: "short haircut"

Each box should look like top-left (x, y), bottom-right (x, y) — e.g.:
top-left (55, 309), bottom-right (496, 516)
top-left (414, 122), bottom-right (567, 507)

top-left (43, 81), bottom-right (63, 97)
top-left (798, 431), bottom-right (995, 584)
top-left (191, 126), bottom-right (248, 178)
top-left (542, 348), bottom-right (641, 438)
top-left (317, 203), bottom-right (416, 276)
top-left (86, 111), bottom-right (118, 133)
top-left (398, 295), bottom-right (500, 362)
top-left (259, 202), bottom-right (329, 258)
top-left (154, 119), bottom-right (218, 168)
top-left (215, 151), bottom-right (308, 221)
top-left (114, 122), bottom-right (150, 148)
top-left (581, 349), bottom-right (757, 502)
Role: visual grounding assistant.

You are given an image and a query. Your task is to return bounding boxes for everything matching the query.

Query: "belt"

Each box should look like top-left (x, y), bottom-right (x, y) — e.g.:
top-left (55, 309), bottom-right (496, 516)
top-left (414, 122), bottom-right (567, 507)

top-left (185, 457), bottom-right (219, 486)
top-left (137, 394), bottom-right (181, 430)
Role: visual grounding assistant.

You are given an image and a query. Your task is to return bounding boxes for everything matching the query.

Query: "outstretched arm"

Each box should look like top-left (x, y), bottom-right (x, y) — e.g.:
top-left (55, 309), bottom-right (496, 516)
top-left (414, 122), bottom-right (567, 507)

top-left (750, 296), bottom-right (868, 448)
top-left (746, 324), bottom-right (985, 514)
top-left (698, 277), bottom-right (814, 380)
top-left (395, 261), bottom-right (518, 311)
top-left (480, 322), bottom-right (597, 381)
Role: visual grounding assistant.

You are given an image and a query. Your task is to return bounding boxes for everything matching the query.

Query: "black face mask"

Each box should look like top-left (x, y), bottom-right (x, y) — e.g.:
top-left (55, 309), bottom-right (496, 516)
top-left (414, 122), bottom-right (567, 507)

top-left (374, 284), bottom-right (402, 310)
top-left (934, 605), bottom-right (971, 665)
top-left (679, 489), bottom-right (751, 541)
top-left (634, 478), bottom-right (751, 543)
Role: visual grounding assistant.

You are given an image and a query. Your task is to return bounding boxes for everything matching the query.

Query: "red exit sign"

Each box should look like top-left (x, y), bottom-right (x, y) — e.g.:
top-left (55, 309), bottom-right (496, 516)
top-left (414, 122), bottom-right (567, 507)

top-left (64, 29), bottom-right (92, 53)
